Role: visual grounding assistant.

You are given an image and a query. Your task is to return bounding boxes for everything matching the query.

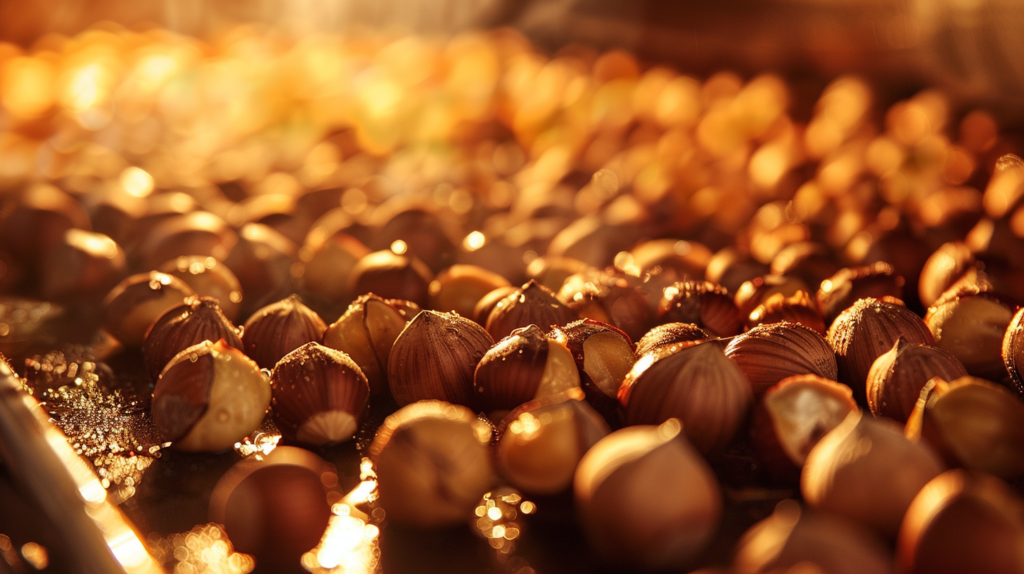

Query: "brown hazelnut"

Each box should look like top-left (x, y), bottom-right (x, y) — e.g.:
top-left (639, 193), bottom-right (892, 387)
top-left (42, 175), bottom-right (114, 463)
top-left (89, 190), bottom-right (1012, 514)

top-left (371, 207), bottom-right (458, 273)
top-left (802, 411), bottom-right (945, 537)
top-left (628, 239), bottom-right (713, 283)
top-left (558, 270), bottom-right (652, 341)
top-left (865, 338), bottom-right (967, 422)
top-left (388, 310), bottom-right (494, 406)
top-left (1003, 306), bottom-right (1024, 397)
top-left (428, 264), bottom-right (511, 319)
top-left (321, 293), bottom-right (419, 396)
top-left (133, 211), bottom-right (238, 271)
top-left (0, 183), bottom-right (91, 267)
top-left (142, 295), bottom-right (242, 381)
top-left (770, 241), bottom-right (841, 291)
top-left (917, 242), bottom-right (974, 308)
top-left (242, 295), bottom-right (327, 370)
top-left (827, 298), bottom-right (934, 404)
top-left (152, 339), bottom-right (271, 452)
top-left (733, 500), bottom-right (893, 574)
top-left (619, 342), bottom-right (753, 455)
top-left (897, 470), bottom-right (1024, 574)
top-left (158, 255), bottom-right (244, 322)
top-left (472, 285), bottom-right (517, 326)
top-left (735, 274), bottom-right (812, 318)
top-left (270, 342), bottom-right (369, 445)
top-left (347, 250), bottom-right (434, 309)
top-left (574, 420), bottom-right (721, 571)
top-left (705, 247), bottom-right (769, 295)
top-left (39, 229), bottom-right (126, 303)
top-left (223, 223), bottom-right (299, 313)
top-left (297, 229), bottom-right (370, 307)
top-left (525, 256), bottom-right (591, 292)
top-left (634, 322), bottom-right (711, 357)
top-left (817, 262), bottom-right (904, 326)
top-left (657, 280), bottom-right (742, 338)
top-left (232, 193), bottom-right (305, 244)
top-left (473, 324), bottom-right (580, 418)
top-left (369, 400), bottom-right (494, 527)
top-left (906, 376), bottom-right (1024, 479)
top-left (485, 280), bottom-right (578, 340)
top-left (552, 319), bottom-right (636, 421)
top-left (746, 291), bottom-right (826, 335)
top-left (495, 394), bottom-right (609, 495)
top-left (209, 446), bottom-right (333, 571)
top-left (924, 280), bottom-right (1015, 382)
top-left (725, 322), bottom-right (838, 399)
top-left (102, 271), bottom-right (197, 347)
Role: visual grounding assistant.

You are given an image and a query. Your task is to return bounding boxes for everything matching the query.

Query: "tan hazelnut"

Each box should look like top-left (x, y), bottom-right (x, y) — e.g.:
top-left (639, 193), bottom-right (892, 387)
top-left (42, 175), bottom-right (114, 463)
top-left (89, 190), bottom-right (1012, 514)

top-left (1003, 307), bottom-right (1024, 397)
top-left (865, 338), bottom-right (967, 422)
top-left (817, 262), bottom-right (904, 326)
top-left (428, 264), bottom-right (511, 319)
top-left (706, 247), bottom-right (770, 295)
top-left (347, 250), bottom-right (434, 309)
top-left (735, 274), bottom-right (811, 319)
top-left (321, 293), bottom-right (419, 396)
top-left (472, 285), bottom-right (517, 326)
top-left (40, 229), bottom-right (126, 303)
top-left (270, 342), bottom-right (369, 446)
top-left (553, 319), bottom-right (636, 421)
top-left (725, 321), bottom-right (838, 399)
top-left (222, 223), bottom-right (298, 312)
top-left (485, 280), bottom-right (578, 340)
top-left (917, 242), bottom-right (974, 308)
top-left (574, 420), bottom-right (721, 571)
top-left (619, 342), bottom-right (753, 455)
top-left (558, 270), bottom-right (652, 341)
top-left (133, 211), bottom-right (238, 271)
top-left (658, 280), bottom-right (742, 338)
top-left (388, 310), bottom-right (493, 407)
top-left (925, 281), bottom-right (1015, 382)
top-left (369, 400), bottom-right (494, 527)
top-left (525, 256), bottom-right (591, 292)
top-left (770, 241), bottom-right (841, 291)
top-left (298, 229), bottom-right (370, 306)
top-left (634, 322), bottom-right (711, 357)
top-left (0, 183), bottom-right (91, 267)
top-left (242, 294), bottom-right (327, 370)
top-left (158, 255), bottom-right (244, 322)
top-left (103, 271), bottom-right (197, 347)
top-left (746, 291), bottom-right (826, 335)
top-left (142, 295), bottom-right (242, 381)
top-left (152, 339), bottom-right (271, 452)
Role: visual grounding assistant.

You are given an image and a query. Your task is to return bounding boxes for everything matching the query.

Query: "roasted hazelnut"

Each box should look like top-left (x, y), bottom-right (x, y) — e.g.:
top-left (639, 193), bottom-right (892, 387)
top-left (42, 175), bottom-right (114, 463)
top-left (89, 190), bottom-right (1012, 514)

top-left (925, 278), bottom-right (1015, 382)
top-left (770, 241), bottom-right (841, 291)
top-left (634, 322), bottom-right (711, 357)
top-left (152, 339), bottom-right (271, 452)
top-left (428, 264), bottom-right (511, 319)
top-left (0, 183), bottom-right (91, 267)
top-left (133, 211), bottom-right (238, 271)
top-left (347, 250), bottom-right (434, 309)
top-left (574, 419), bottom-right (721, 571)
top-left (39, 229), bottom-right (126, 303)
top-left (705, 247), bottom-right (769, 295)
top-left (525, 256), bottom-right (591, 292)
top-left (103, 271), bottom-right (196, 347)
top-left (865, 338), bottom-right (967, 422)
top-left (158, 255), bottom-right (244, 322)
top-left (897, 470), bottom-right (1024, 574)
top-left (209, 446), bottom-right (333, 571)
top-left (473, 325), bottom-right (580, 419)
top-left (223, 223), bottom-right (299, 313)
top-left (827, 298), bottom-right (934, 404)
top-left (733, 500), bottom-right (892, 574)
top-left (817, 262), bottom-right (904, 326)
top-left (547, 216), bottom-right (643, 268)
top-left (232, 193), bottom-right (305, 244)
top-left (752, 375), bottom-right (858, 483)
top-left (242, 295), bottom-right (327, 370)
top-left (388, 310), bottom-right (493, 406)
top-left (558, 270), bottom-right (652, 341)
top-left (628, 239), bottom-right (713, 283)
top-left (917, 242), bottom-right (974, 308)
top-left (298, 229), bottom-right (370, 307)
top-left (619, 342), bottom-right (753, 455)
top-left (657, 280), bottom-right (742, 338)
top-left (472, 285), bottom-right (517, 326)
top-left (496, 393), bottom-right (609, 495)
top-left (802, 411), bottom-right (945, 537)
top-left (735, 274), bottom-right (812, 318)
top-left (270, 343), bottom-right (369, 445)
top-left (371, 206), bottom-right (458, 273)
top-left (142, 295), bottom-right (242, 381)
top-left (369, 400), bottom-right (494, 527)
top-left (906, 376), bottom-right (1024, 479)
top-left (746, 291), bottom-right (826, 335)
top-left (552, 319), bottom-right (636, 421)
top-left (725, 322), bottom-right (838, 399)
top-left (485, 280), bottom-right (578, 340)
top-left (322, 294), bottom-right (418, 396)
top-left (1003, 307), bottom-right (1024, 397)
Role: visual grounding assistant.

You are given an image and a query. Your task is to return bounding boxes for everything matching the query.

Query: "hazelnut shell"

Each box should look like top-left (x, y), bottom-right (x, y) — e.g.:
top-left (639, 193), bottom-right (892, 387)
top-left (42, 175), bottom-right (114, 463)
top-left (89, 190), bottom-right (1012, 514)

top-left (242, 294), bottom-right (327, 370)
top-left (725, 321), bottom-right (838, 398)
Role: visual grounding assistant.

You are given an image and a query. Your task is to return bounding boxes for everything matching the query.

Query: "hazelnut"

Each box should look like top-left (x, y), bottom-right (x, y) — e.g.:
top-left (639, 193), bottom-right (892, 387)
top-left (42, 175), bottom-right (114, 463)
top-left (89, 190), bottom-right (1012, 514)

top-left (0, 183), bottom-right (91, 268)
top-left (802, 411), bottom-right (945, 537)
top-left (223, 223), bottom-right (298, 313)
top-left (705, 247), bottom-right (769, 295)
top-left (817, 262), bottom-right (904, 326)
top-left (733, 500), bottom-right (892, 574)
top-left (242, 294), bottom-right (327, 370)
top-left (485, 280), bottom-right (578, 340)
top-left (917, 242), bottom-right (974, 308)
top-left (298, 229), bottom-right (370, 307)
top-left (347, 250), bottom-right (434, 309)
top-left (40, 229), bottom-right (126, 303)
top-left (371, 206), bottom-right (457, 273)
top-left (472, 285), bottom-right (517, 326)
top-left (746, 291), bottom-right (826, 335)
top-left (270, 343), bottom-right (369, 446)
top-left (369, 400), bottom-right (494, 527)
top-left (628, 239), bottom-right (713, 285)
top-left (558, 270), bottom-right (653, 341)
top-left (634, 322), bottom-right (711, 357)
top-left (495, 394), bottom-right (609, 495)
top-left (151, 339), bottom-right (271, 452)
top-left (428, 264), bottom-right (511, 319)
top-left (142, 295), bottom-right (242, 381)
top-left (1003, 306), bottom-right (1024, 397)
top-left (209, 446), bottom-right (333, 571)
top-left (770, 241), bottom-right (841, 290)
top-left (525, 256), bottom-right (591, 292)
top-left (619, 342), bottom-right (753, 455)
top-left (826, 298), bottom-right (934, 404)
top-left (573, 420), bottom-right (721, 571)
top-left (657, 280), bottom-right (742, 338)
top-left (725, 322), bottom-right (838, 399)
top-left (552, 319), bottom-right (636, 421)
top-left (158, 255), bottom-right (244, 322)
top-left (734, 274), bottom-right (811, 319)
top-left (133, 211), bottom-right (238, 271)
top-left (897, 470), bottom-right (1024, 574)
top-left (102, 271), bottom-right (196, 347)
top-left (752, 374), bottom-right (858, 483)
top-left (321, 293), bottom-right (419, 396)
top-left (388, 310), bottom-right (493, 407)
top-left (906, 376), bottom-right (1024, 479)
top-left (924, 278), bottom-right (1015, 382)
top-left (865, 338), bottom-right (967, 422)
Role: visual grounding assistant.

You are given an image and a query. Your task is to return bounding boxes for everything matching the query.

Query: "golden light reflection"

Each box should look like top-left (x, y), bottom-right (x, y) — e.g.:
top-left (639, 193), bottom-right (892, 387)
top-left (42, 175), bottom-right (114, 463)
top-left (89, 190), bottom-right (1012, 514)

top-left (463, 231), bottom-right (486, 252)
top-left (302, 458), bottom-right (381, 574)
top-left (120, 166), bottom-right (155, 197)
top-left (149, 524), bottom-right (254, 574)
top-left (390, 240), bottom-right (408, 255)
top-left (20, 542), bottom-right (48, 569)
top-left (472, 490), bottom-right (530, 554)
